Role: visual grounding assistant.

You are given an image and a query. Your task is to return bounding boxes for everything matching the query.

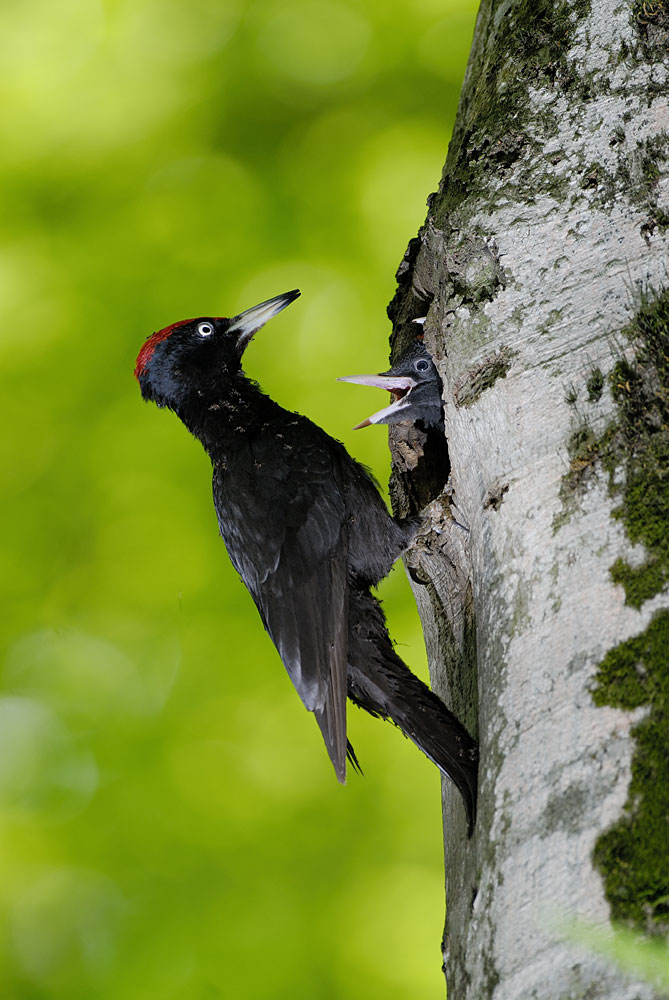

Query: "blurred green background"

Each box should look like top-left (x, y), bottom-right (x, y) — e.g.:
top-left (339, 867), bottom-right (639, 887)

top-left (0, 0), bottom-right (476, 996)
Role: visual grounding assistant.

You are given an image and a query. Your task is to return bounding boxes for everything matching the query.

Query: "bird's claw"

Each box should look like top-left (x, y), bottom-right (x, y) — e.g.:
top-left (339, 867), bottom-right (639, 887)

top-left (414, 495), bottom-right (469, 544)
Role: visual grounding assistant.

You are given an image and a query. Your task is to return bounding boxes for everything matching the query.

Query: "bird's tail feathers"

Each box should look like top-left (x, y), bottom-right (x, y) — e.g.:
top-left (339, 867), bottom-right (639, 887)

top-left (314, 700), bottom-right (348, 783)
top-left (347, 588), bottom-right (478, 834)
top-left (346, 739), bottom-right (364, 776)
top-left (394, 694), bottom-right (478, 835)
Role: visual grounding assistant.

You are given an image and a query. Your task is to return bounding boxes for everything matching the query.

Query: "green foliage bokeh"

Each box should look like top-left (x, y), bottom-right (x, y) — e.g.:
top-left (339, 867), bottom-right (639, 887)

top-left (0, 1), bottom-right (476, 996)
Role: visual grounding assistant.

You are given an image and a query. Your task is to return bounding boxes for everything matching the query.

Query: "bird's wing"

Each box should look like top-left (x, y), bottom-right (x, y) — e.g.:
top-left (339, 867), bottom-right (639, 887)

top-left (214, 423), bottom-right (349, 781)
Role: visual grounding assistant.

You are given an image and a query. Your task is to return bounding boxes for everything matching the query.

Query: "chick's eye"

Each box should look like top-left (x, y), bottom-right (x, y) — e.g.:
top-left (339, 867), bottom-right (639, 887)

top-left (415, 359), bottom-right (430, 372)
top-left (197, 321), bottom-right (214, 337)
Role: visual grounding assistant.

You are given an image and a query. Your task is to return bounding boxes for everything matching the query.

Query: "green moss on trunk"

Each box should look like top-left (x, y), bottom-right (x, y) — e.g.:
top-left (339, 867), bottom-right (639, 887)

top-left (555, 287), bottom-right (669, 931)
top-left (606, 290), bottom-right (669, 606)
top-left (586, 367), bottom-right (604, 402)
top-left (631, 0), bottom-right (669, 57)
top-left (555, 287), bottom-right (669, 932)
top-left (556, 287), bottom-right (669, 605)
top-left (435, 0), bottom-right (593, 222)
top-left (591, 611), bottom-right (669, 933)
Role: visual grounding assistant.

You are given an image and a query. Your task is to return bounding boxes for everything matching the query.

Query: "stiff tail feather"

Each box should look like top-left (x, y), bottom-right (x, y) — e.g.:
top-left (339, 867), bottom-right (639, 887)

top-left (347, 587), bottom-right (478, 834)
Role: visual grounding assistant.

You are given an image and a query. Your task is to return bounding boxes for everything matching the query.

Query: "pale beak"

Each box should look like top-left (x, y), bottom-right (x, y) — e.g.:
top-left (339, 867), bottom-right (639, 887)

top-left (337, 373), bottom-right (416, 429)
top-left (228, 289), bottom-right (300, 350)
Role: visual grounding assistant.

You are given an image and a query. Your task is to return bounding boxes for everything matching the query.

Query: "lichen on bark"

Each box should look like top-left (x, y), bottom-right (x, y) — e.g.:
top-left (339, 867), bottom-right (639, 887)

top-left (453, 346), bottom-right (516, 408)
top-left (580, 133), bottom-right (669, 238)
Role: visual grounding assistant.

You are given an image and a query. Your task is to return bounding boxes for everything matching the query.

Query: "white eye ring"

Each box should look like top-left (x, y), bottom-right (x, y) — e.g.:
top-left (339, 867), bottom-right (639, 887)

top-left (415, 359), bottom-right (430, 372)
top-left (197, 321), bottom-right (215, 337)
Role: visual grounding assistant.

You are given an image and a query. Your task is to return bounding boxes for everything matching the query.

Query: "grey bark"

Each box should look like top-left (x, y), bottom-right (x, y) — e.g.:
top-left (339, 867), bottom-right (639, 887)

top-left (387, 2), bottom-right (669, 998)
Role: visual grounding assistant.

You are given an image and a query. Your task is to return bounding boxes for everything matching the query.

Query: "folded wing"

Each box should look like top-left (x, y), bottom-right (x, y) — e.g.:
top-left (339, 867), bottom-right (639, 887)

top-left (214, 422), bottom-right (350, 780)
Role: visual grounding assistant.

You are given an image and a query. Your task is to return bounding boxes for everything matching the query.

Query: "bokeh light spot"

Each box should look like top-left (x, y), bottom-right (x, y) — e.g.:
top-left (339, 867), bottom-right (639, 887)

top-left (257, 1), bottom-right (371, 85)
top-left (418, 13), bottom-right (477, 85)
top-left (0, 697), bottom-right (98, 816)
top-left (5, 630), bottom-right (150, 720)
top-left (114, 0), bottom-right (241, 65)
top-left (11, 867), bottom-right (126, 986)
top-left (0, 0), bottom-right (104, 85)
top-left (357, 121), bottom-right (446, 268)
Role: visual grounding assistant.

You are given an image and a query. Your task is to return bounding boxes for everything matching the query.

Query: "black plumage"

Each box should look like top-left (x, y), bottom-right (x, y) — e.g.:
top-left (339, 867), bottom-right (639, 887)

top-left (135, 290), bottom-right (477, 831)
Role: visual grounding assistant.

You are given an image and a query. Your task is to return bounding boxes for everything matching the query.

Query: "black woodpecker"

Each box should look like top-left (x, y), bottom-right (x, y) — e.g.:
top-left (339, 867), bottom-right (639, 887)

top-left (135, 291), bottom-right (477, 832)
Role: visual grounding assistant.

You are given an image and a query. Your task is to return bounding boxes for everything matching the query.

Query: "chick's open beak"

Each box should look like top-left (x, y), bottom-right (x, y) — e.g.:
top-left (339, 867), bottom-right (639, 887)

top-left (337, 373), bottom-right (417, 429)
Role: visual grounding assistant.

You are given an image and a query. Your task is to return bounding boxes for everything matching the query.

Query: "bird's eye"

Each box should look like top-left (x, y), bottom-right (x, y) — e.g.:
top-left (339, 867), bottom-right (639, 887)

top-left (415, 359), bottom-right (430, 372)
top-left (197, 321), bottom-right (215, 337)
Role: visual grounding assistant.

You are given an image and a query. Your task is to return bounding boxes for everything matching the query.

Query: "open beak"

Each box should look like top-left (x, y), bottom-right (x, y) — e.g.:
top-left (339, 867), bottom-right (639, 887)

top-left (228, 289), bottom-right (300, 350)
top-left (337, 373), bottom-right (417, 429)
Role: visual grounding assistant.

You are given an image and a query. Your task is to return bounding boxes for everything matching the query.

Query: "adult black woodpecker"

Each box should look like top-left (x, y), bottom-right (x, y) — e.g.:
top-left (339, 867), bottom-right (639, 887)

top-left (135, 291), bottom-right (478, 831)
top-left (338, 340), bottom-right (444, 431)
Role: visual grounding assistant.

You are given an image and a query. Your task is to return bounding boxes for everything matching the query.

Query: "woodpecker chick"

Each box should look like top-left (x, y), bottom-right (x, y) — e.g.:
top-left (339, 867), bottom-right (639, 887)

top-left (135, 291), bottom-right (477, 832)
top-left (338, 341), bottom-right (444, 431)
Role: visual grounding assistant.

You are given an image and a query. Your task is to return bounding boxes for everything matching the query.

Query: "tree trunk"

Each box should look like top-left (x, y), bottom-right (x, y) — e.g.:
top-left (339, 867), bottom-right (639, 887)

top-left (387, 1), bottom-right (669, 997)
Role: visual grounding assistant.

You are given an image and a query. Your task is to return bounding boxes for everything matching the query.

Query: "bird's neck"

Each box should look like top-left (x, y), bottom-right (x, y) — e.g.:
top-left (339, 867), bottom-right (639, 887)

top-left (175, 371), bottom-right (282, 458)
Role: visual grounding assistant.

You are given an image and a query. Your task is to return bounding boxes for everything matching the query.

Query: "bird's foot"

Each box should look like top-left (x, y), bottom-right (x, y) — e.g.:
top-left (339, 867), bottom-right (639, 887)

top-left (406, 487), bottom-right (470, 586)
top-left (416, 492), bottom-right (469, 541)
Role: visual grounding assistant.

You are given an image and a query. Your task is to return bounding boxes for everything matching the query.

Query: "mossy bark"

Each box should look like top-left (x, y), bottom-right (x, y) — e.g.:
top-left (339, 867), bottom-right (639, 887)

top-left (387, 1), bottom-right (669, 997)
